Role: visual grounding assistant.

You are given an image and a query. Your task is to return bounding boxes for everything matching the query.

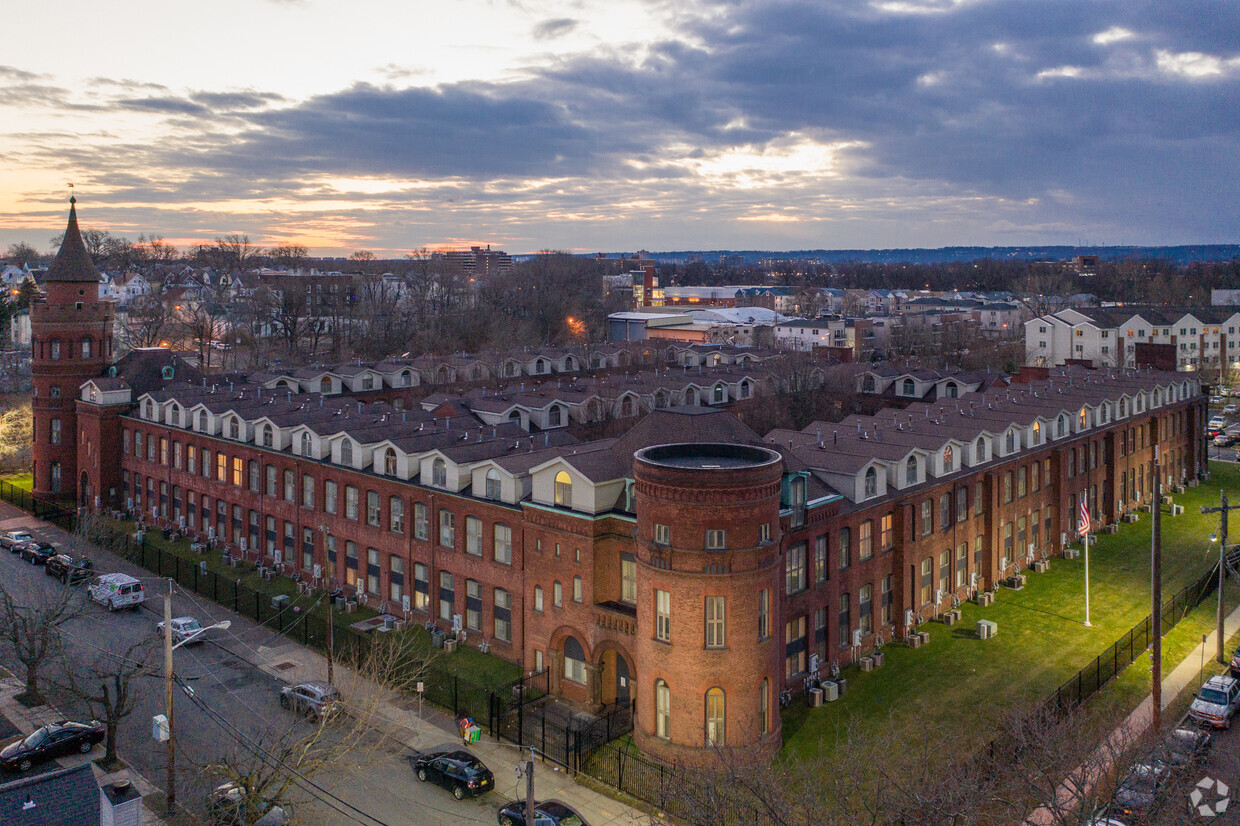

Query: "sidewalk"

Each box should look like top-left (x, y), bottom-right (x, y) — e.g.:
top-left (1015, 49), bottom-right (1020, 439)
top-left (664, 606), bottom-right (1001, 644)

top-left (0, 670), bottom-right (173, 826)
top-left (251, 638), bottom-right (652, 825)
top-left (1026, 598), bottom-right (1240, 825)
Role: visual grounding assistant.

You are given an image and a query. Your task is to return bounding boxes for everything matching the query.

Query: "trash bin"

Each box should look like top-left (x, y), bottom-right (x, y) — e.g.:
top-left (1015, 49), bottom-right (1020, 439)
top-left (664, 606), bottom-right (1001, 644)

top-left (431, 630), bottom-right (445, 649)
top-left (808, 688), bottom-right (823, 707)
top-left (835, 676), bottom-right (848, 695)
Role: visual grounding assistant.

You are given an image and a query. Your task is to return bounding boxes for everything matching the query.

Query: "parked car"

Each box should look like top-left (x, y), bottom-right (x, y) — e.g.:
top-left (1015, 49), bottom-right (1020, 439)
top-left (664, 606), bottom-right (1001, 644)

top-left (44, 553), bottom-right (94, 584)
top-left (207, 781), bottom-right (289, 825)
top-left (497, 799), bottom-right (589, 826)
top-left (1188, 674), bottom-right (1240, 728)
top-left (1208, 416), bottom-right (1227, 432)
top-left (18, 541), bottom-right (56, 564)
top-left (1224, 405), bottom-right (1237, 415)
top-left (87, 573), bottom-right (145, 611)
top-left (156, 616), bottom-right (206, 646)
top-left (412, 748), bottom-right (494, 799)
top-left (1213, 434), bottom-right (1235, 447)
top-left (1230, 644), bottom-right (1240, 678)
top-left (1111, 762), bottom-right (1168, 818)
top-left (279, 681), bottom-right (342, 721)
top-left (0, 720), bottom-right (105, 772)
top-left (0, 530), bottom-right (33, 551)
top-left (1153, 727), bottom-right (1211, 768)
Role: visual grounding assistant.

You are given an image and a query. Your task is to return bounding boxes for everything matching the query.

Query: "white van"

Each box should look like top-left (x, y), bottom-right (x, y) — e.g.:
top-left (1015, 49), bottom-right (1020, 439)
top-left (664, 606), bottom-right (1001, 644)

top-left (88, 573), bottom-right (145, 611)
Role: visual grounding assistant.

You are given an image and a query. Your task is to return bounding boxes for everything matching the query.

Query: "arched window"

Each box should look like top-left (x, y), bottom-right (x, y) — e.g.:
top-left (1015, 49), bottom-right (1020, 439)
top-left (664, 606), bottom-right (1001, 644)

top-left (80, 337), bottom-right (92, 359)
top-left (713, 384), bottom-right (725, 403)
top-left (975, 438), bottom-right (986, 462)
top-left (655, 680), bottom-right (671, 739)
top-left (1006, 431), bottom-right (1015, 453)
top-left (262, 426), bottom-right (273, 448)
top-left (863, 467), bottom-right (877, 498)
top-left (340, 440), bottom-right (354, 466)
top-left (705, 688), bottom-right (725, 747)
top-left (1080, 407), bottom-right (1089, 429)
top-left (1120, 398), bottom-right (1128, 417)
top-left (554, 471), bottom-right (572, 506)
top-left (863, 375), bottom-right (876, 392)
top-left (1057, 415), bottom-right (1067, 437)
top-left (485, 468), bottom-right (502, 500)
top-left (944, 382), bottom-right (958, 398)
top-left (169, 403), bottom-right (180, 425)
top-left (943, 444), bottom-right (953, 468)
top-left (549, 406), bottom-right (563, 427)
top-left (229, 418), bottom-right (240, 439)
top-left (432, 458), bottom-right (447, 487)
top-left (300, 432), bottom-right (312, 456)
top-left (400, 370), bottom-right (412, 387)
top-left (197, 411), bottom-right (207, 431)
top-left (905, 456), bottom-right (917, 485)
top-left (161, 365), bottom-right (175, 380)
top-left (143, 400), bottom-right (153, 419)
top-left (563, 636), bottom-right (586, 683)
top-left (1032, 421), bottom-right (1041, 443)
top-left (536, 358), bottom-right (547, 373)
top-left (384, 449), bottom-right (397, 476)
top-left (902, 378), bottom-right (916, 396)
top-left (320, 377), bottom-right (332, 394)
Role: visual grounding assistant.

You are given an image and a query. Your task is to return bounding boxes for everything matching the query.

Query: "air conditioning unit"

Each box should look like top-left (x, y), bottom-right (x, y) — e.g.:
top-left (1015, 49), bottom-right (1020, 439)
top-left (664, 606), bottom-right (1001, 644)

top-left (808, 687), bottom-right (823, 707)
top-left (822, 681), bottom-right (839, 702)
top-left (443, 637), bottom-right (458, 653)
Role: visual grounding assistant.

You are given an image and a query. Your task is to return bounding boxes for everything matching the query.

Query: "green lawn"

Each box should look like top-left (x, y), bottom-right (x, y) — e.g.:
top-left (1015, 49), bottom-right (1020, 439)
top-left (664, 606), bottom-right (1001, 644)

top-left (781, 462), bottom-right (1240, 762)
top-left (1, 472), bottom-right (33, 492)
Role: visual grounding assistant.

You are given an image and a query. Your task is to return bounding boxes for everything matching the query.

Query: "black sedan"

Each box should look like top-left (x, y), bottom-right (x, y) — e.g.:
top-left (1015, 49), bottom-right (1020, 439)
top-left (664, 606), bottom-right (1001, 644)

top-left (18, 542), bottom-right (56, 565)
top-left (497, 799), bottom-right (588, 826)
top-left (0, 720), bottom-right (105, 772)
top-left (44, 553), bottom-right (94, 584)
top-left (411, 748), bottom-right (494, 799)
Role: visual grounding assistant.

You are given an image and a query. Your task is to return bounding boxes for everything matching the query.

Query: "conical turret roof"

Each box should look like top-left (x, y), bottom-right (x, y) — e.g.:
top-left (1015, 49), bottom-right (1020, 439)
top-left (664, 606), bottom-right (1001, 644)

top-left (45, 197), bottom-right (102, 284)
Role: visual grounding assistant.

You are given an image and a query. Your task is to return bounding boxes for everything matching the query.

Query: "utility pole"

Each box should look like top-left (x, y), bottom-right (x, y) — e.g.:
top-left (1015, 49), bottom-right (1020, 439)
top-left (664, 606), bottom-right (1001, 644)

top-left (1151, 454), bottom-right (1162, 732)
top-left (1201, 491), bottom-right (1240, 664)
top-left (163, 586), bottom-right (176, 817)
top-left (525, 747), bottom-right (535, 826)
top-left (326, 587), bottom-right (334, 688)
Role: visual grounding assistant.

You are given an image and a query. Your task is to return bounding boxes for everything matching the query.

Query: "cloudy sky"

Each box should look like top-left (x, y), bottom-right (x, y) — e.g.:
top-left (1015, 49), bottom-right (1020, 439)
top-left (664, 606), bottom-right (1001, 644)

top-left (1, 0), bottom-right (1237, 256)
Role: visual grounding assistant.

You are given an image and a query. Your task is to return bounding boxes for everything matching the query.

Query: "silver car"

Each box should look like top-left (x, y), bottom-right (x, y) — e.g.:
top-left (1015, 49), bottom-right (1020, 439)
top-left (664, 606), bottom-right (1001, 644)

top-left (1188, 675), bottom-right (1240, 729)
top-left (1, 530), bottom-right (34, 551)
top-left (279, 681), bottom-right (342, 720)
top-left (156, 617), bottom-right (206, 646)
top-left (207, 781), bottom-right (289, 825)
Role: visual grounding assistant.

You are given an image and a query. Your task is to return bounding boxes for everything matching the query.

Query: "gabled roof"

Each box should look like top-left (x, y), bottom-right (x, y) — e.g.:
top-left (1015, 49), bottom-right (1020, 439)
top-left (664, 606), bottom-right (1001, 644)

top-left (0, 763), bottom-right (100, 826)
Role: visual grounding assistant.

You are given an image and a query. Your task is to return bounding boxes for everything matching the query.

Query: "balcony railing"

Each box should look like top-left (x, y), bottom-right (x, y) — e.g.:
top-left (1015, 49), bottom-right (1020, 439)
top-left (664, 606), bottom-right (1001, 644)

top-left (593, 601), bottom-right (636, 636)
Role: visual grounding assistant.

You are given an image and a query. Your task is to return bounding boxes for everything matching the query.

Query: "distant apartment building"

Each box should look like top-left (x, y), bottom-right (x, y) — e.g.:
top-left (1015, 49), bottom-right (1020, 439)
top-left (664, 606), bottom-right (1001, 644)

top-left (1025, 307), bottom-right (1240, 373)
top-left (631, 265), bottom-right (664, 308)
top-left (772, 316), bottom-right (888, 361)
top-left (438, 245), bottom-right (513, 276)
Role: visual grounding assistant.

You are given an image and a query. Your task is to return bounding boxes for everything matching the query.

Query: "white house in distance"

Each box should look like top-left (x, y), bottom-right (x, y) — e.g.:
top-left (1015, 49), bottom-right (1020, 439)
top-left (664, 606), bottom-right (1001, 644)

top-left (1025, 306), bottom-right (1240, 371)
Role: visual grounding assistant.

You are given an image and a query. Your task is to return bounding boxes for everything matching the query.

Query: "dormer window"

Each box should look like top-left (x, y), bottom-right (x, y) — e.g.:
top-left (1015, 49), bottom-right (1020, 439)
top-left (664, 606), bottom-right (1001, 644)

top-left (943, 445), bottom-right (953, 469)
top-left (863, 375), bottom-right (876, 392)
top-left (902, 378), bottom-right (915, 396)
top-left (340, 440), bottom-right (354, 466)
top-left (320, 377), bottom-right (332, 394)
top-left (1079, 407), bottom-right (1089, 429)
top-left (905, 457), bottom-right (917, 485)
top-left (1006, 431), bottom-right (1016, 453)
top-left (300, 432), bottom-right (312, 455)
top-left (486, 468), bottom-right (502, 500)
top-left (361, 375), bottom-right (374, 390)
top-left (229, 418), bottom-right (240, 439)
top-left (384, 448), bottom-right (397, 476)
top-left (864, 467), bottom-right (878, 498)
top-left (161, 366), bottom-right (175, 380)
top-left (432, 458), bottom-right (447, 487)
top-left (1120, 398), bottom-right (1128, 417)
top-left (944, 382), bottom-right (958, 398)
top-left (554, 470), bottom-right (572, 506)
top-left (400, 370), bottom-right (412, 387)
top-left (197, 411), bottom-right (207, 431)
top-left (143, 400), bottom-right (153, 419)
top-left (975, 437), bottom-right (986, 462)
top-left (262, 426), bottom-right (273, 448)
top-left (1032, 421), bottom-right (1041, 443)
top-left (1057, 415), bottom-right (1067, 437)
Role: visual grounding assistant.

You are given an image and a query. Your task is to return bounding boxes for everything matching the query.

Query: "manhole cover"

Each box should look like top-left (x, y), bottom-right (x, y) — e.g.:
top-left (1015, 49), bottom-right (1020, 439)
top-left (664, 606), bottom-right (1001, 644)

top-left (272, 661), bottom-right (297, 672)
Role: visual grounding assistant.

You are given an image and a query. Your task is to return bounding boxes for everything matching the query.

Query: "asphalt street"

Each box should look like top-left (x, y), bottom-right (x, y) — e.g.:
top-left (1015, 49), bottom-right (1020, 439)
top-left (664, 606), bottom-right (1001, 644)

top-left (0, 501), bottom-right (526, 826)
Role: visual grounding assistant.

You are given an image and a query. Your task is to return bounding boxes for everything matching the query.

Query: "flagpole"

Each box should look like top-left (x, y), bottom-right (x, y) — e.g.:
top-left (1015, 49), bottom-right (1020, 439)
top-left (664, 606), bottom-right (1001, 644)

top-left (1083, 488), bottom-right (1091, 627)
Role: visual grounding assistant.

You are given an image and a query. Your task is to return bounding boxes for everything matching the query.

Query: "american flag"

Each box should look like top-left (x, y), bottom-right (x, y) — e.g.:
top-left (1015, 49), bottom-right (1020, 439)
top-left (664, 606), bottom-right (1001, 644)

top-left (1077, 496), bottom-right (1091, 538)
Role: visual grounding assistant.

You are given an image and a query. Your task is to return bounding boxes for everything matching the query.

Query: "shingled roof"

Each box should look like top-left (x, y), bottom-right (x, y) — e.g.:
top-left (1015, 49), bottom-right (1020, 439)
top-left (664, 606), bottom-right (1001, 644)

top-left (45, 198), bottom-right (102, 284)
top-left (0, 763), bottom-right (100, 826)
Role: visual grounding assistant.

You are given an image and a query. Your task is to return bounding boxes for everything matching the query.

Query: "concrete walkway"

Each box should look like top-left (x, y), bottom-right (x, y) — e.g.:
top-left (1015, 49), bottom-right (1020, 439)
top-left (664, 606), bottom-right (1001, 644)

top-left (0, 672), bottom-right (174, 825)
top-left (1026, 598), bottom-right (1240, 825)
top-left (252, 638), bottom-right (652, 826)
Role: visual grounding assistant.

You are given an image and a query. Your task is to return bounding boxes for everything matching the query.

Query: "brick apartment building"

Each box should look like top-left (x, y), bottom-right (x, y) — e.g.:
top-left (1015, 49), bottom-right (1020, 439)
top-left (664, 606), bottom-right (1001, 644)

top-left (34, 202), bottom-right (1209, 765)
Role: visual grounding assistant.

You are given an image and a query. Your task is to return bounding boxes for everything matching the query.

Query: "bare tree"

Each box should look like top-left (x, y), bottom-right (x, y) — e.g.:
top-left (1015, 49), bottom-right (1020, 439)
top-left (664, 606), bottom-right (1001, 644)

top-left (56, 635), bottom-right (159, 768)
top-left (196, 631), bottom-right (432, 823)
top-left (4, 242), bottom-right (42, 266)
top-left (0, 579), bottom-right (86, 705)
top-left (267, 243), bottom-right (308, 271)
top-left (120, 287), bottom-right (176, 351)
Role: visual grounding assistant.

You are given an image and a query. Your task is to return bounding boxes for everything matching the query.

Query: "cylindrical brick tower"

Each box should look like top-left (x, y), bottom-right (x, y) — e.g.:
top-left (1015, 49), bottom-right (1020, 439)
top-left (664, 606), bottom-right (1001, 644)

top-left (631, 443), bottom-right (784, 765)
top-left (30, 198), bottom-right (115, 500)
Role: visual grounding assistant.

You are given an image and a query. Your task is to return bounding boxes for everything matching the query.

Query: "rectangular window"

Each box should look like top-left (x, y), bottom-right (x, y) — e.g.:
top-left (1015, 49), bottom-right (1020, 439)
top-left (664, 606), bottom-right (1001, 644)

top-left (173, 441), bottom-right (183, 470)
top-left (390, 497), bottom-right (405, 533)
top-left (654, 523), bottom-right (671, 545)
top-left (324, 480), bottom-right (337, 514)
top-left (231, 457), bottom-right (243, 487)
top-left (1003, 472), bottom-right (1013, 504)
top-left (302, 474), bottom-right (314, 508)
top-left (345, 485), bottom-right (358, 520)
top-left (494, 588), bottom-right (511, 643)
top-left (345, 541), bottom-right (358, 587)
top-left (367, 491), bottom-right (381, 527)
top-left (494, 524), bottom-right (512, 565)
top-left (367, 547), bottom-right (380, 596)
top-left (786, 543), bottom-right (806, 594)
top-left (705, 596), bottom-right (726, 648)
top-left (466, 516), bottom-right (482, 556)
top-left (814, 607), bottom-right (828, 660)
top-left (921, 557), bottom-right (933, 605)
top-left (281, 469), bottom-right (293, 502)
top-left (814, 535), bottom-right (827, 583)
top-left (758, 588), bottom-right (770, 640)
top-left (785, 616), bottom-right (807, 677)
top-left (1002, 522), bottom-right (1013, 569)
top-left (439, 509), bottom-right (455, 548)
top-left (837, 594), bottom-right (850, 650)
top-left (160, 438), bottom-right (168, 466)
top-left (1017, 466), bottom-right (1027, 498)
top-left (655, 589), bottom-right (671, 642)
top-left (1031, 462), bottom-right (1040, 492)
top-left (858, 520), bottom-right (873, 561)
top-left (705, 529), bottom-right (727, 550)
top-left (859, 584), bottom-right (873, 635)
top-left (133, 430), bottom-right (141, 457)
top-left (956, 488), bottom-right (968, 523)
top-left (266, 464), bottom-right (277, 497)
top-left (939, 494), bottom-right (952, 529)
top-left (880, 514), bottom-right (893, 552)
top-left (881, 574), bottom-right (893, 625)
top-left (974, 482), bottom-right (984, 516)
top-left (438, 571), bottom-right (454, 621)
top-left (465, 579), bottom-right (481, 631)
top-left (956, 543), bottom-right (967, 589)
top-left (621, 553), bottom-right (637, 604)
top-left (839, 527), bottom-right (851, 569)
top-left (389, 557), bottom-right (404, 603)
top-left (414, 503), bottom-right (429, 540)
top-left (921, 500), bottom-right (933, 536)
top-left (202, 448), bottom-right (211, 478)
top-left (216, 452), bottom-right (226, 482)
top-left (939, 550), bottom-right (950, 596)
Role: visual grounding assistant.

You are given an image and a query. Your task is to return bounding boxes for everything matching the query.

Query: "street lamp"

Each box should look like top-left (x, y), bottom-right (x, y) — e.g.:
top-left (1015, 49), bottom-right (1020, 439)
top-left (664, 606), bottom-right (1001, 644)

top-left (164, 589), bottom-right (231, 817)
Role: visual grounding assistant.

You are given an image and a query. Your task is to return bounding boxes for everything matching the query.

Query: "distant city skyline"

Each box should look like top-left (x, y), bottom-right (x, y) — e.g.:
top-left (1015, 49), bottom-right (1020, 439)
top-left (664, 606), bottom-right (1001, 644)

top-left (1, 0), bottom-right (1237, 256)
